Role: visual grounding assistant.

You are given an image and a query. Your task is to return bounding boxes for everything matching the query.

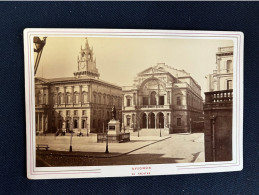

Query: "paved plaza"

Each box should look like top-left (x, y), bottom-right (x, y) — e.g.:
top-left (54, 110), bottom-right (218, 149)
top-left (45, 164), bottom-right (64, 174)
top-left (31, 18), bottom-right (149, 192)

top-left (36, 131), bottom-right (205, 166)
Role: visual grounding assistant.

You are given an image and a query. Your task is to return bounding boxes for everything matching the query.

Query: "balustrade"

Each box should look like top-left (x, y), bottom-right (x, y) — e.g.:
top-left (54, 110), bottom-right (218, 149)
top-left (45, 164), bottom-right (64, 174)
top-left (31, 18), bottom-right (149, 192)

top-left (205, 89), bottom-right (233, 104)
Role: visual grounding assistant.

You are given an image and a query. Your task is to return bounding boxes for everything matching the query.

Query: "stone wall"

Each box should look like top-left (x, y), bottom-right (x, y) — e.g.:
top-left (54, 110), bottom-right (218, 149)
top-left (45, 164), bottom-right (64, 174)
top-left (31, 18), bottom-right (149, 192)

top-left (204, 90), bottom-right (233, 162)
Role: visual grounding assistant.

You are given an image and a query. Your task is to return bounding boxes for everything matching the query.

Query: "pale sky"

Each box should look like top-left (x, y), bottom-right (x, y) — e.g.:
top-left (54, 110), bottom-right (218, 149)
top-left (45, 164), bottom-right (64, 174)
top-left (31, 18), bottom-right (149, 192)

top-left (35, 37), bottom-right (233, 99)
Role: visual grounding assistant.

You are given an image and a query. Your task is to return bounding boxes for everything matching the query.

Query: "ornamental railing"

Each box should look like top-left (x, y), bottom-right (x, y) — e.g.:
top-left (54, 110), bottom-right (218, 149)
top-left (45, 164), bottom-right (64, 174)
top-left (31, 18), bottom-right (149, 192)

top-left (205, 89), bottom-right (233, 104)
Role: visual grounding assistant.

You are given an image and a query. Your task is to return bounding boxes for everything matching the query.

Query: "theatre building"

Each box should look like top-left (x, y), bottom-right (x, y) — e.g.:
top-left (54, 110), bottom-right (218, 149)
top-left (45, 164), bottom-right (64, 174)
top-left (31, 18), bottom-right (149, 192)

top-left (122, 63), bottom-right (203, 133)
top-left (35, 39), bottom-right (122, 135)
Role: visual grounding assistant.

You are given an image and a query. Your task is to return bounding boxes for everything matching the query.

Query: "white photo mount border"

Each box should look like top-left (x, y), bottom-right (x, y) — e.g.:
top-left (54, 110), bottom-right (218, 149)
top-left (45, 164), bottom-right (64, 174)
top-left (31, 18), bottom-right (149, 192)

top-left (24, 29), bottom-right (243, 179)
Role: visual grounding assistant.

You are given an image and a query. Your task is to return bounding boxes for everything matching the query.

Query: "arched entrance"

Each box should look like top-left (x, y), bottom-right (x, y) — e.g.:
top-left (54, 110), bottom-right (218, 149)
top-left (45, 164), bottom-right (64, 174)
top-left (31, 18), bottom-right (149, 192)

top-left (142, 113), bottom-right (147, 128)
top-left (157, 112), bottom-right (164, 128)
top-left (150, 91), bottom-right (157, 105)
top-left (149, 112), bottom-right (155, 128)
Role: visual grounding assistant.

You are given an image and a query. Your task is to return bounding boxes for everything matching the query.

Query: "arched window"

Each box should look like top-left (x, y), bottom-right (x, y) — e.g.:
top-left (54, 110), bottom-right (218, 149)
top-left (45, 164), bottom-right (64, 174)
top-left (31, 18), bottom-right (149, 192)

top-left (150, 91), bottom-right (157, 105)
top-left (43, 94), bottom-right (46, 104)
top-left (98, 94), bottom-right (101, 104)
top-left (82, 93), bottom-right (87, 104)
top-left (74, 94), bottom-right (79, 104)
top-left (39, 94), bottom-right (43, 104)
top-left (93, 94), bottom-right (97, 104)
top-left (103, 95), bottom-right (106, 105)
top-left (226, 60), bottom-right (233, 73)
top-left (81, 120), bottom-right (86, 129)
top-left (66, 94), bottom-right (71, 104)
top-left (58, 95), bottom-right (62, 105)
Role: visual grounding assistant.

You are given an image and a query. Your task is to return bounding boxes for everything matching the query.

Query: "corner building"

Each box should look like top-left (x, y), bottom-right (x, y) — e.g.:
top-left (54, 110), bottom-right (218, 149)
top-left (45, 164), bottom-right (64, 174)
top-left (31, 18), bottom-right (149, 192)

top-left (122, 63), bottom-right (203, 133)
top-left (206, 46), bottom-right (233, 92)
top-left (35, 39), bottom-right (122, 135)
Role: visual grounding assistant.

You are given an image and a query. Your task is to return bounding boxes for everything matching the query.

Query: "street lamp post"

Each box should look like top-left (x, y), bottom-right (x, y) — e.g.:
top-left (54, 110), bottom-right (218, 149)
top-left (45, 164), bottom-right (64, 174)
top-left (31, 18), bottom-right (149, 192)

top-left (69, 122), bottom-right (73, 152)
top-left (105, 123), bottom-right (109, 153)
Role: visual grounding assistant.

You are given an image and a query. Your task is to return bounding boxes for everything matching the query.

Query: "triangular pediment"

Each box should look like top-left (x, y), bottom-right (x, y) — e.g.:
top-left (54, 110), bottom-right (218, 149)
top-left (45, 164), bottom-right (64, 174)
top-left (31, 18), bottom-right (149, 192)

top-left (138, 67), bottom-right (167, 76)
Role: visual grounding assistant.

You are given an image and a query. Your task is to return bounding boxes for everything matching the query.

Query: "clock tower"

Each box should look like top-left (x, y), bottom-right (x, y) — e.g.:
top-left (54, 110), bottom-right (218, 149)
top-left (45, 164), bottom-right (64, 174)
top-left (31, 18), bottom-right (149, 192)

top-left (74, 38), bottom-right (100, 78)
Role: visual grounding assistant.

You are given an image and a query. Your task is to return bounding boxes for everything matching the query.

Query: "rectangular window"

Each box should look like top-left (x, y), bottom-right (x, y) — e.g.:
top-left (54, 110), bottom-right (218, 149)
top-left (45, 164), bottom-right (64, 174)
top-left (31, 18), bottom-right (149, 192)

top-left (127, 118), bottom-right (130, 126)
top-left (143, 97), bottom-right (148, 105)
top-left (66, 110), bottom-right (70, 116)
top-left (74, 110), bottom-right (78, 116)
top-left (159, 96), bottom-right (164, 105)
top-left (127, 99), bottom-right (131, 107)
top-left (227, 80), bottom-right (232, 90)
top-left (82, 110), bottom-right (86, 116)
top-left (177, 118), bottom-right (181, 126)
top-left (74, 119), bottom-right (78, 128)
top-left (58, 96), bottom-right (62, 104)
top-left (43, 94), bottom-right (46, 104)
top-left (177, 97), bottom-right (181, 105)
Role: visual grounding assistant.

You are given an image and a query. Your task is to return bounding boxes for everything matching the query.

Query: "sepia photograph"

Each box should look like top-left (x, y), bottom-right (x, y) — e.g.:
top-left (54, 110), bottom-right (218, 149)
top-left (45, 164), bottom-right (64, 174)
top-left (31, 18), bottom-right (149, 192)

top-left (24, 29), bottom-right (243, 179)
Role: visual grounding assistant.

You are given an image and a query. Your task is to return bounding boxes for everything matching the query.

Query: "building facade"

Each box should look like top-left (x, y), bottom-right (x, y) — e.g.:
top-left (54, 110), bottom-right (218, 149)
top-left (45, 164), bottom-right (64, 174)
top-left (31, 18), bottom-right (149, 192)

top-left (206, 46), bottom-right (233, 92)
top-left (204, 46), bottom-right (233, 161)
top-left (122, 63), bottom-right (203, 133)
top-left (35, 39), bottom-right (122, 135)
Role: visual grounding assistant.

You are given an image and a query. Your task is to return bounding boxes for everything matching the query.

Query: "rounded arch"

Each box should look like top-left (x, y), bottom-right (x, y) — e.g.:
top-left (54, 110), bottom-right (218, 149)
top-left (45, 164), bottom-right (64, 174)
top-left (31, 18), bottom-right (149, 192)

top-left (148, 112), bottom-right (156, 128)
top-left (138, 77), bottom-right (166, 92)
top-left (150, 91), bottom-right (157, 105)
top-left (157, 112), bottom-right (164, 128)
top-left (140, 112), bottom-right (147, 129)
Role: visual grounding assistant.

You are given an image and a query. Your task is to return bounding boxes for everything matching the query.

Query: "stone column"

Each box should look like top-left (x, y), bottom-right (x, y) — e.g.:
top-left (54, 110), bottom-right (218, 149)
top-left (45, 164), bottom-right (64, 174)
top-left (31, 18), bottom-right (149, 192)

top-left (79, 85), bottom-right (82, 105)
top-left (146, 113), bottom-right (148, 129)
top-left (167, 91), bottom-right (170, 104)
top-left (78, 118), bottom-right (81, 131)
top-left (41, 113), bottom-right (44, 132)
top-left (64, 86), bottom-right (67, 106)
top-left (164, 112), bottom-right (166, 129)
top-left (46, 88), bottom-right (49, 104)
top-left (45, 114), bottom-right (48, 132)
top-left (71, 86), bottom-right (74, 105)
top-left (154, 113), bottom-right (157, 129)
top-left (168, 113), bottom-right (171, 126)
top-left (88, 85), bottom-right (91, 103)
top-left (56, 87), bottom-right (59, 106)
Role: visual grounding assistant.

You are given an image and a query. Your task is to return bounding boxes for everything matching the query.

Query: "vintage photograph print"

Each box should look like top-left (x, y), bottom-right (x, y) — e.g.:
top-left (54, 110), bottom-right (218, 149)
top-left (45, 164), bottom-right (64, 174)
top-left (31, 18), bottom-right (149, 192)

top-left (24, 29), bottom-right (243, 179)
